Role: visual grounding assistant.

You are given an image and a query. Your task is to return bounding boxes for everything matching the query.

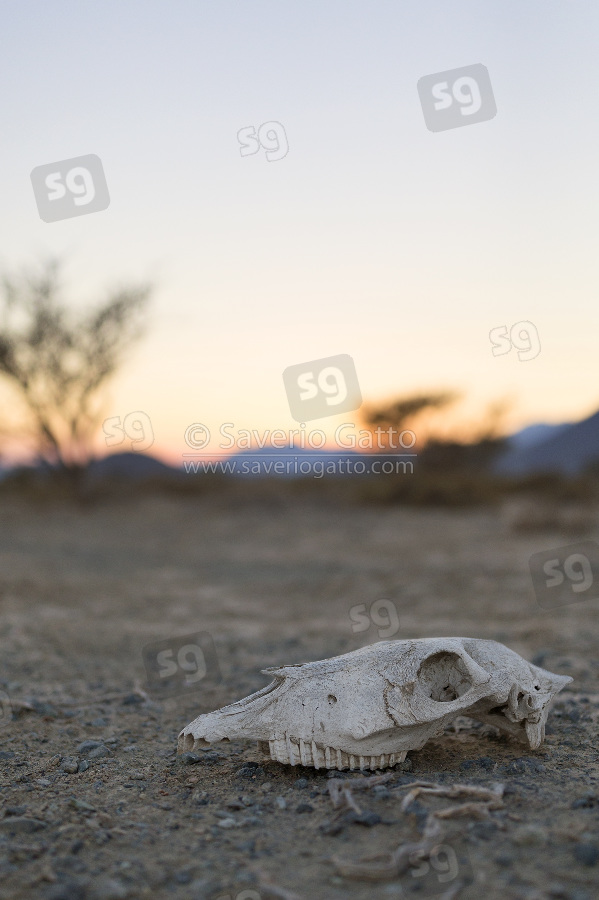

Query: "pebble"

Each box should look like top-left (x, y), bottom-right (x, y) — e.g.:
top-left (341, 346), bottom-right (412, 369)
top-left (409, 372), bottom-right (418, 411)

top-left (60, 757), bottom-right (80, 774)
top-left (235, 764), bottom-right (265, 779)
top-left (275, 796), bottom-right (287, 810)
top-left (295, 803), bottom-right (314, 813)
top-left (373, 786), bottom-right (391, 800)
top-left (506, 757), bottom-right (546, 775)
top-left (88, 745), bottom-right (111, 760)
top-left (179, 752), bottom-right (203, 765)
top-left (0, 816), bottom-right (47, 833)
top-left (69, 798), bottom-right (96, 812)
top-left (345, 810), bottom-right (381, 827)
top-left (78, 760), bottom-right (91, 773)
top-left (572, 793), bottom-right (598, 809)
top-left (77, 740), bottom-right (105, 754)
top-left (217, 817), bottom-right (237, 828)
top-left (573, 843), bottom-right (599, 867)
top-left (294, 777), bottom-right (309, 789)
top-left (0, 751), bottom-right (15, 761)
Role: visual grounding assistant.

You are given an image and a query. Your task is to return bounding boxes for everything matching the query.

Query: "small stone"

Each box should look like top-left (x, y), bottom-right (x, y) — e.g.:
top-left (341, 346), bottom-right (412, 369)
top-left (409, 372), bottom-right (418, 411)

top-left (78, 760), bottom-right (91, 773)
top-left (0, 816), bottom-right (47, 834)
top-left (294, 778), bottom-right (309, 789)
top-left (346, 810), bottom-right (381, 827)
top-left (88, 745), bottom-right (111, 760)
top-left (90, 718), bottom-right (108, 727)
top-left (77, 740), bottom-right (104, 754)
top-left (121, 693), bottom-right (143, 705)
top-left (373, 786), bottom-right (391, 799)
top-left (235, 764), bottom-right (265, 779)
top-left (295, 803), bottom-right (313, 813)
top-left (275, 796), bottom-right (287, 810)
top-left (69, 798), bottom-right (96, 812)
top-left (573, 843), bottom-right (599, 867)
top-left (260, 782), bottom-right (272, 792)
top-left (0, 751), bottom-right (15, 760)
top-left (179, 752), bottom-right (202, 765)
top-left (217, 817), bottom-right (237, 828)
top-left (572, 793), bottom-right (598, 809)
top-left (60, 757), bottom-right (80, 774)
top-left (240, 815), bottom-right (260, 826)
top-left (36, 778), bottom-right (52, 787)
top-left (319, 818), bottom-right (344, 836)
top-left (495, 854), bottom-right (514, 867)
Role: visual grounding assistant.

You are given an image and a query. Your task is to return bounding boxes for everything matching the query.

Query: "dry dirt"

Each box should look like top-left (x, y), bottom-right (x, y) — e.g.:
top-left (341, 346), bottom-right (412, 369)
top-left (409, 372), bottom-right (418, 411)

top-left (0, 490), bottom-right (597, 900)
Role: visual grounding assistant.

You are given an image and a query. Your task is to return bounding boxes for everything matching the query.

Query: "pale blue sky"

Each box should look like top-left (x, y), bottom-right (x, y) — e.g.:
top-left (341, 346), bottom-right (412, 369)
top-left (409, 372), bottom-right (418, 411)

top-left (1, 1), bottom-right (598, 461)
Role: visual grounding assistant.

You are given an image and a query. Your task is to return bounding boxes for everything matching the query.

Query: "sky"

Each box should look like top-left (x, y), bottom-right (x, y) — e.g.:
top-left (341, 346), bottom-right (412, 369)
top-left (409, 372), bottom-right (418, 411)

top-left (1, 1), bottom-right (598, 464)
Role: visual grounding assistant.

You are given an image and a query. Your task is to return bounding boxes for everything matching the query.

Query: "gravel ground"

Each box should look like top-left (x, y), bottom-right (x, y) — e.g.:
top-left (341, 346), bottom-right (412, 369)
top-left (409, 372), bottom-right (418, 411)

top-left (0, 491), bottom-right (598, 899)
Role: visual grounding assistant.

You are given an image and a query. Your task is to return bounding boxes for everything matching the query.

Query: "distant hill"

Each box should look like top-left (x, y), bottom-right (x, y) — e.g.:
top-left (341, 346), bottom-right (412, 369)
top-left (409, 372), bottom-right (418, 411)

top-left (86, 452), bottom-right (180, 481)
top-left (496, 410), bottom-right (599, 476)
top-left (506, 422), bottom-right (571, 451)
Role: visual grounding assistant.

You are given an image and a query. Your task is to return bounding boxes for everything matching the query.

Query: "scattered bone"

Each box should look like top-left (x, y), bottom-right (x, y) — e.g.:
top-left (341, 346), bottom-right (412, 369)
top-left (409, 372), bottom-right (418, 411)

top-left (400, 781), bottom-right (505, 812)
top-left (332, 780), bottom-right (504, 883)
top-left (248, 867), bottom-right (304, 900)
top-left (179, 638), bottom-right (571, 769)
top-left (332, 810), bottom-right (443, 880)
top-left (327, 773), bottom-right (392, 811)
top-left (434, 802), bottom-right (495, 820)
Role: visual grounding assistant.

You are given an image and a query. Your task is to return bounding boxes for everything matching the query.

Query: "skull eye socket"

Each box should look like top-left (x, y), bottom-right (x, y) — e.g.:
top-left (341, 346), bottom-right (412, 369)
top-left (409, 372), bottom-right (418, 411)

top-left (417, 651), bottom-right (473, 703)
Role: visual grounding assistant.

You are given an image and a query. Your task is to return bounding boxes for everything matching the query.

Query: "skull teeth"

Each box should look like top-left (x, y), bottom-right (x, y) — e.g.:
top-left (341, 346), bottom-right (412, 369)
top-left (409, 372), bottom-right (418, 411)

top-left (260, 734), bottom-right (406, 770)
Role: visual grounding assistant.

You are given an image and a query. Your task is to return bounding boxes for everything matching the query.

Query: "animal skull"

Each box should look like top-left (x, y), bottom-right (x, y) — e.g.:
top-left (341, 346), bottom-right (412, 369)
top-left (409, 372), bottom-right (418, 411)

top-left (178, 638), bottom-right (571, 770)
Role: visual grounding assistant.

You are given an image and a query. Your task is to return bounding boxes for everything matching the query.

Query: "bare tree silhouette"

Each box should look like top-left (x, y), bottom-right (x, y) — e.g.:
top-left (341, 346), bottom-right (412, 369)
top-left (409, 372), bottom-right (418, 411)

top-left (0, 260), bottom-right (151, 472)
top-left (363, 392), bottom-right (458, 448)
